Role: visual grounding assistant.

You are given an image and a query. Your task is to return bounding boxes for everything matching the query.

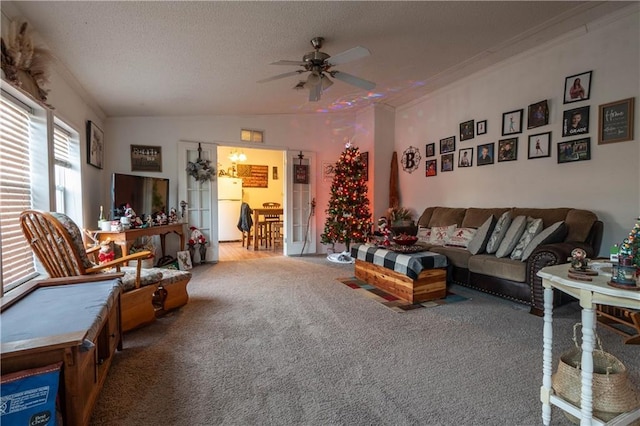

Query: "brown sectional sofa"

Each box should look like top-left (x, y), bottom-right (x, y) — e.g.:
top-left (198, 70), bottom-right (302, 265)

top-left (416, 207), bottom-right (603, 315)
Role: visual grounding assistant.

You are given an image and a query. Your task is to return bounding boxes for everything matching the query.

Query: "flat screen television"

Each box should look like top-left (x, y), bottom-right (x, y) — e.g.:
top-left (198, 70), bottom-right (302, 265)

top-left (111, 173), bottom-right (170, 219)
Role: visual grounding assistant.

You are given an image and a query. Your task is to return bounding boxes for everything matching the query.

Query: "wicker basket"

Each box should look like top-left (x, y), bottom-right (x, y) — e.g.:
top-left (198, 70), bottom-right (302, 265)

top-left (552, 323), bottom-right (640, 424)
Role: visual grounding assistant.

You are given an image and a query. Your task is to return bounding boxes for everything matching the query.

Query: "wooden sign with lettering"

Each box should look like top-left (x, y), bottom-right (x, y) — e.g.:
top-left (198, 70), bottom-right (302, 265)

top-left (599, 97), bottom-right (635, 144)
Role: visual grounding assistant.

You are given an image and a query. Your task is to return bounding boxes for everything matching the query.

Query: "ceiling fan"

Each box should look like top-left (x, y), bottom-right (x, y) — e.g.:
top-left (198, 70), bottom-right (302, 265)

top-left (257, 37), bottom-right (376, 102)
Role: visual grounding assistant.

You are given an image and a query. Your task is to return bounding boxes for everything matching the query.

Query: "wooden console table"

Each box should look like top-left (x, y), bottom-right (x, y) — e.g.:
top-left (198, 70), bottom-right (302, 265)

top-left (93, 223), bottom-right (185, 258)
top-left (538, 264), bottom-right (640, 425)
top-left (1, 276), bottom-right (123, 426)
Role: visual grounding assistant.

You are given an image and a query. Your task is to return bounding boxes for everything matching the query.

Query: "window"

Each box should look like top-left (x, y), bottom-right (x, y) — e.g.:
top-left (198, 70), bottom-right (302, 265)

top-left (0, 94), bottom-right (38, 292)
top-left (54, 123), bottom-right (72, 213)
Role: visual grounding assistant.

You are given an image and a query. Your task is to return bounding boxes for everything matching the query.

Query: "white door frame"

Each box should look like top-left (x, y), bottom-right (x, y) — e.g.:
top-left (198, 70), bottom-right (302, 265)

top-left (285, 150), bottom-right (316, 256)
top-left (178, 141), bottom-right (218, 262)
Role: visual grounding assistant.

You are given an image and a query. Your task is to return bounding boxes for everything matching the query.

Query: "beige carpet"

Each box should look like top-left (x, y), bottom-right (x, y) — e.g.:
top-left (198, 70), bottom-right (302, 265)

top-left (90, 256), bottom-right (640, 425)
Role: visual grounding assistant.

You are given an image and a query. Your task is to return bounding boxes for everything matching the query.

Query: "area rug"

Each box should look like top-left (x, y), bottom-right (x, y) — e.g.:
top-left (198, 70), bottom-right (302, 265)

top-left (337, 277), bottom-right (469, 312)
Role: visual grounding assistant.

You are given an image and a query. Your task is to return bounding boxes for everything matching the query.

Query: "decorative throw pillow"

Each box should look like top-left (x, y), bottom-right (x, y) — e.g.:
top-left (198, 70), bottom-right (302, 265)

top-left (467, 215), bottom-right (497, 255)
top-left (416, 226), bottom-right (431, 242)
top-left (521, 221), bottom-right (568, 261)
top-left (429, 224), bottom-right (457, 246)
top-left (510, 217), bottom-right (544, 260)
top-left (486, 211), bottom-right (512, 254)
top-left (446, 227), bottom-right (477, 248)
top-left (495, 216), bottom-right (528, 258)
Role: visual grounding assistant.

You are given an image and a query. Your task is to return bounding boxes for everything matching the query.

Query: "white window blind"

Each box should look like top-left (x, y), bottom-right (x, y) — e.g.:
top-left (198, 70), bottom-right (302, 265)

top-left (0, 95), bottom-right (38, 291)
top-left (54, 124), bottom-right (72, 168)
top-left (54, 124), bottom-right (72, 212)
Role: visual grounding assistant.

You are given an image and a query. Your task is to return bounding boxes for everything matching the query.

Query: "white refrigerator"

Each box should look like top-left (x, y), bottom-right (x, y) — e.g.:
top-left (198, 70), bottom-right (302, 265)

top-left (218, 177), bottom-right (243, 241)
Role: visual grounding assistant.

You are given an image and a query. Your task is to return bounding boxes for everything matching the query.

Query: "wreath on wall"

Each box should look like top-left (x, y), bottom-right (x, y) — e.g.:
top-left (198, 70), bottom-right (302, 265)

top-left (186, 143), bottom-right (215, 184)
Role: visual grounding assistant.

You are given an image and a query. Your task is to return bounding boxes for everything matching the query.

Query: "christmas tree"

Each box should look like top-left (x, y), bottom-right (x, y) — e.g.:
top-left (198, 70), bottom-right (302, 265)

top-left (619, 216), bottom-right (640, 267)
top-left (321, 143), bottom-right (373, 254)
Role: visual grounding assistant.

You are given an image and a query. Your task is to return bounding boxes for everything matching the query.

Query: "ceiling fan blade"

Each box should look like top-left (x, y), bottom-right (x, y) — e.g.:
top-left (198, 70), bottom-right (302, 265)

top-left (327, 46), bottom-right (371, 66)
top-left (270, 60), bottom-right (307, 66)
top-left (331, 71), bottom-right (376, 91)
top-left (308, 84), bottom-right (321, 102)
top-left (257, 70), bottom-right (302, 83)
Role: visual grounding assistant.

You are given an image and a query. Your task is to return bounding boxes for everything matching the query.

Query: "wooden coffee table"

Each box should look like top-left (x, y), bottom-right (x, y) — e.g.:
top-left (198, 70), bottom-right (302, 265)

top-left (351, 244), bottom-right (447, 303)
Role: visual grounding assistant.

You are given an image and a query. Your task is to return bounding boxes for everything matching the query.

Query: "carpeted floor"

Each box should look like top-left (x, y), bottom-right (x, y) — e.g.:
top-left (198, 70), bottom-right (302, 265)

top-left (337, 276), bottom-right (468, 312)
top-left (90, 256), bottom-right (640, 425)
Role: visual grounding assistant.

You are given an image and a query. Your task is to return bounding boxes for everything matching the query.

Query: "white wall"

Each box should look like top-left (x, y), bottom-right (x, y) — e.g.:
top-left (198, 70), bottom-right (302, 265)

top-left (105, 113), bottom-right (359, 252)
top-left (395, 7), bottom-right (640, 256)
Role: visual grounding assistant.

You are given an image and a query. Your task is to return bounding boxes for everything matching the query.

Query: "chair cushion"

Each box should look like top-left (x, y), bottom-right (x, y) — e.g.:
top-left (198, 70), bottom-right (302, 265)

top-left (446, 227), bottom-right (477, 248)
top-left (417, 226), bottom-right (431, 242)
top-left (119, 267), bottom-right (163, 292)
top-left (486, 211), bottom-right (512, 254)
top-left (467, 215), bottom-right (497, 255)
top-left (521, 221), bottom-right (568, 261)
top-left (510, 217), bottom-right (544, 260)
top-left (51, 212), bottom-right (94, 270)
top-left (468, 254), bottom-right (527, 282)
top-left (495, 216), bottom-right (528, 258)
top-left (156, 268), bottom-right (192, 285)
top-left (429, 224), bottom-right (457, 246)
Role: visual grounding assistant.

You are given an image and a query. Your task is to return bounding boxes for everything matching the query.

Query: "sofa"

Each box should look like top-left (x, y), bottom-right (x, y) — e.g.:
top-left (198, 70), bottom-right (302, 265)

top-left (414, 207), bottom-right (603, 315)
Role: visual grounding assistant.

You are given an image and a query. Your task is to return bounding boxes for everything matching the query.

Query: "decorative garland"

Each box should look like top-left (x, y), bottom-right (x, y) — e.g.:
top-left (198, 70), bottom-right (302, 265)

top-left (1, 20), bottom-right (52, 103)
top-left (186, 143), bottom-right (215, 184)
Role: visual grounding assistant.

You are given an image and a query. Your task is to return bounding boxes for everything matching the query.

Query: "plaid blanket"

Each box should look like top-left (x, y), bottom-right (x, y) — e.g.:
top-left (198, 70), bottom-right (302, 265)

top-left (350, 244), bottom-right (448, 280)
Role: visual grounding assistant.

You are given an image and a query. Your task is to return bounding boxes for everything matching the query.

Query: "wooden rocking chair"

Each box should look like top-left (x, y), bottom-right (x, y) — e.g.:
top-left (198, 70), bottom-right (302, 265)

top-left (20, 210), bottom-right (190, 331)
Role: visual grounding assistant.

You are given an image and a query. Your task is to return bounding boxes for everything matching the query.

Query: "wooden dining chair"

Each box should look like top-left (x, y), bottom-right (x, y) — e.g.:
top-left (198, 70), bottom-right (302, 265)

top-left (261, 202), bottom-right (282, 248)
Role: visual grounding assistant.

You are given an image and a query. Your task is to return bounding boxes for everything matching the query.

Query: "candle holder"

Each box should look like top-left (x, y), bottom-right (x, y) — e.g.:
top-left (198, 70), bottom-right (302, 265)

top-left (610, 256), bottom-right (638, 288)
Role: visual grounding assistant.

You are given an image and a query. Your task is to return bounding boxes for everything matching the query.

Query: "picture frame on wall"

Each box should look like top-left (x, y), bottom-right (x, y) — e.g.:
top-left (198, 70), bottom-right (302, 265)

top-left (562, 105), bottom-right (590, 137)
top-left (86, 121), bottom-right (104, 169)
top-left (131, 145), bottom-right (162, 172)
top-left (441, 153), bottom-right (454, 172)
top-left (598, 97), bottom-right (635, 145)
top-left (502, 109), bottom-right (523, 136)
top-left (558, 137), bottom-right (591, 164)
top-left (458, 148), bottom-right (473, 167)
top-left (528, 132), bottom-right (551, 159)
top-left (477, 142), bottom-right (495, 166)
top-left (563, 70), bottom-right (592, 104)
top-left (361, 151), bottom-right (369, 181)
top-left (439, 136), bottom-right (456, 154)
top-left (425, 159), bottom-right (437, 177)
top-left (476, 120), bottom-right (487, 135)
top-left (527, 100), bottom-right (549, 129)
top-left (426, 143), bottom-right (435, 157)
top-left (293, 164), bottom-right (309, 184)
top-left (498, 138), bottom-right (518, 162)
top-left (459, 119), bottom-right (474, 141)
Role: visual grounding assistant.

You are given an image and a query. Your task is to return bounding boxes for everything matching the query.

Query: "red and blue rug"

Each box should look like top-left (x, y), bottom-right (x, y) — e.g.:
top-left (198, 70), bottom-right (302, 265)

top-left (337, 277), bottom-right (469, 312)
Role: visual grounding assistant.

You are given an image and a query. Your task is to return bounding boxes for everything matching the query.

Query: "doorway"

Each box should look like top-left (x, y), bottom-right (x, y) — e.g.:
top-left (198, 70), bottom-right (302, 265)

top-left (217, 146), bottom-right (285, 261)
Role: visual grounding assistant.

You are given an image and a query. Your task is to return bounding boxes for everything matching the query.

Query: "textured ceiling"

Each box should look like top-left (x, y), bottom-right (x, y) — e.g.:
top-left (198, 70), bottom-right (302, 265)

top-left (4, 1), bottom-right (631, 117)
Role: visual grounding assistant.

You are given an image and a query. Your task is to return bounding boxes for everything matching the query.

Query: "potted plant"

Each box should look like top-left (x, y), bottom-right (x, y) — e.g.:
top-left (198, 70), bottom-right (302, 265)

top-left (388, 207), bottom-right (414, 227)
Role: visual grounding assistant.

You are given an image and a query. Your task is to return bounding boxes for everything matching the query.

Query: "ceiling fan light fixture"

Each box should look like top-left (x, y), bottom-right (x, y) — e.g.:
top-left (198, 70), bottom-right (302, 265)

top-left (306, 72), bottom-right (321, 87)
top-left (321, 74), bottom-right (333, 91)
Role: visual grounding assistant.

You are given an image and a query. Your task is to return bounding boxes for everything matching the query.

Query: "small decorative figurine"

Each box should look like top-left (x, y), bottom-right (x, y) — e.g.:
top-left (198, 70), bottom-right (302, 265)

top-left (169, 207), bottom-right (178, 224)
top-left (98, 241), bottom-right (115, 264)
top-left (568, 247), bottom-right (589, 271)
